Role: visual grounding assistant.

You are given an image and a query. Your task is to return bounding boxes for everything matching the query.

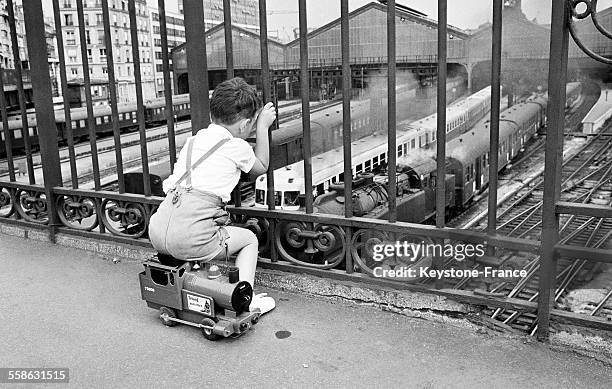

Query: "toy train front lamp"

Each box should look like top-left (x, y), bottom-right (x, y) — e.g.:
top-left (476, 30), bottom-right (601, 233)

top-left (139, 258), bottom-right (260, 340)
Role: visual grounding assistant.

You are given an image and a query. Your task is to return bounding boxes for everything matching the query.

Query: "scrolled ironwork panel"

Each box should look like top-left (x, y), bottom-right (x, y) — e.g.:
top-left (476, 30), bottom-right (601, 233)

top-left (56, 195), bottom-right (99, 231)
top-left (568, 0), bottom-right (612, 64)
top-left (274, 221), bottom-right (346, 270)
top-left (230, 213), bottom-right (270, 253)
top-left (351, 229), bottom-right (434, 282)
top-left (100, 198), bottom-right (149, 238)
top-left (14, 188), bottom-right (49, 224)
top-left (0, 186), bottom-right (15, 218)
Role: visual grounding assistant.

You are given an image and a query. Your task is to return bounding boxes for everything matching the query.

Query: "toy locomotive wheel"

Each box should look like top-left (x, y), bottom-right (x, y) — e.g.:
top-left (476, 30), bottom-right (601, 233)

top-left (159, 307), bottom-right (177, 327)
top-left (200, 318), bottom-right (220, 341)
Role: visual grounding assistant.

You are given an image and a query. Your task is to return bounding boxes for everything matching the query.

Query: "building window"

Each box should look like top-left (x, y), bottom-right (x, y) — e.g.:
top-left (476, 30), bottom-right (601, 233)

top-left (96, 13), bottom-right (103, 25)
top-left (87, 48), bottom-right (92, 61)
top-left (85, 30), bottom-right (91, 44)
top-left (64, 14), bottom-right (74, 26)
top-left (63, 0), bottom-right (73, 8)
top-left (98, 30), bottom-right (105, 44)
top-left (102, 67), bottom-right (108, 74)
top-left (113, 14), bottom-right (117, 26)
top-left (84, 14), bottom-right (89, 26)
top-left (70, 68), bottom-right (78, 75)
top-left (66, 30), bottom-right (76, 45)
top-left (154, 38), bottom-right (161, 47)
top-left (83, 0), bottom-right (88, 7)
top-left (99, 48), bottom-right (107, 56)
top-left (155, 51), bottom-right (162, 60)
top-left (156, 64), bottom-right (163, 72)
top-left (123, 15), bottom-right (127, 27)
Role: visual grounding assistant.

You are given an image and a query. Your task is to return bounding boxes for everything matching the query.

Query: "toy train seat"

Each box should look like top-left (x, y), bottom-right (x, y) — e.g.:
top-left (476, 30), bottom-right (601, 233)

top-left (139, 254), bottom-right (260, 340)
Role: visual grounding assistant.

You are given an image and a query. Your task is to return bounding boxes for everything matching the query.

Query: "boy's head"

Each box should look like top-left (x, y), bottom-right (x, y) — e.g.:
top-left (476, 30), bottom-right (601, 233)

top-left (210, 77), bottom-right (263, 137)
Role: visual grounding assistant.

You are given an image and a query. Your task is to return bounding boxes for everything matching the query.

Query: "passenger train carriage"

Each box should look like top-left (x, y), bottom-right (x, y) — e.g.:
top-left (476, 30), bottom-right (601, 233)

top-left (0, 92), bottom-right (202, 157)
top-left (257, 83), bottom-right (581, 224)
top-left (255, 84), bottom-right (500, 210)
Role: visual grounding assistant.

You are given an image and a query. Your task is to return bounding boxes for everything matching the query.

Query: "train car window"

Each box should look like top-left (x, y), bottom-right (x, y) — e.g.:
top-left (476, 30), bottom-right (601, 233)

top-left (380, 153), bottom-right (386, 164)
top-left (331, 176), bottom-right (336, 183)
top-left (423, 177), bottom-right (428, 187)
top-left (255, 189), bottom-right (266, 205)
top-left (315, 184), bottom-right (325, 196)
top-left (339, 172), bottom-right (344, 181)
top-left (365, 160), bottom-right (371, 170)
top-left (284, 191), bottom-right (300, 206)
top-left (397, 145), bottom-right (403, 156)
top-left (275, 191), bottom-right (282, 206)
top-left (356, 163), bottom-right (363, 173)
top-left (425, 133), bottom-right (429, 144)
top-left (96, 117), bottom-right (102, 125)
top-left (373, 156), bottom-right (379, 165)
top-left (403, 144), bottom-right (407, 154)
top-left (411, 139), bottom-right (415, 149)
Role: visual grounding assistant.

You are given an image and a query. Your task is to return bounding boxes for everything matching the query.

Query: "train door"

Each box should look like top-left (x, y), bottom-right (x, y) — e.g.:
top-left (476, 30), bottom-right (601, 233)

top-left (475, 157), bottom-right (482, 191)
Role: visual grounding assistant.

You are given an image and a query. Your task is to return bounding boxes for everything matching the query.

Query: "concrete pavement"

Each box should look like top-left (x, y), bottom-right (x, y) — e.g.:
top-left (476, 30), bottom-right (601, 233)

top-left (1, 233), bottom-right (611, 389)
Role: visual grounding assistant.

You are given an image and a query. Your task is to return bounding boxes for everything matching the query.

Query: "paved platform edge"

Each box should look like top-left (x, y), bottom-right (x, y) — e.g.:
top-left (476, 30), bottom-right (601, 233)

top-left (2, 223), bottom-right (612, 366)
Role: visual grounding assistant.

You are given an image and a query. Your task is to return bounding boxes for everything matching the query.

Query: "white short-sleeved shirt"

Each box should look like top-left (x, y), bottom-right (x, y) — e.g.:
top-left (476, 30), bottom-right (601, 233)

top-left (162, 123), bottom-right (257, 201)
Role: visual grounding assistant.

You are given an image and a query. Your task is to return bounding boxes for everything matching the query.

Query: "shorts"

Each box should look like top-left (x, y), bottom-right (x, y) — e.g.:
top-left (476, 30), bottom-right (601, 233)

top-left (149, 188), bottom-right (231, 262)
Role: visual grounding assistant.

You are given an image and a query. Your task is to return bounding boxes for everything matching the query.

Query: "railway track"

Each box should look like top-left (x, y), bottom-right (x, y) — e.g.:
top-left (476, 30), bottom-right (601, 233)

top-left (443, 88), bottom-right (612, 333)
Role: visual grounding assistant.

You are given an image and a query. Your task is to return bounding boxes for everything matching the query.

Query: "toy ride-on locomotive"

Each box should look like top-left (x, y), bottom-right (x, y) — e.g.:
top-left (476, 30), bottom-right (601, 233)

top-left (139, 254), bottom-right (261, 340)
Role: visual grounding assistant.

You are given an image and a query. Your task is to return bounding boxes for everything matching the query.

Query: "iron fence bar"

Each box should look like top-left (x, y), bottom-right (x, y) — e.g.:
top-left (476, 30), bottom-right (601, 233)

top-left (487, 0), bottom-right (503, 254)
top-left (537, 0), bottom-right (570, 341)
top-left (556, 202), bottom-right (612, 218)
top-left (435, 0), bottom-right (447, 229)
top-left (259, 0), bottom-right (276, 211)
top-left (22, 0), bottom-right (62, 226)
top-left (157, 0), bottom-right (176, 172)
top-left (0, 60), bottom-right (15, 182)
top-left (52, 0), bottom-right (78, 188)
top-left (228, 206), bottom-right (541, 253)
top-left (102, 0), bottom-right (125, 193)
top-left (7, 0), bottom-right (34, 183)
top-left (184, 0), bottom-right (210, 135)
top-left (387, 0), bottom-right (397, 223)
top-left (76, 0), bottom-right (101, 190)
top-left (128, 0), bottom-right (151, 196)
top-left (433, 0), bottom-right (448, 289)
top-left (341, 0), bottom-right (352, 219)
top-left (298, 0), bottom-right (313, 214)
top-left (223, 0), bottom-right (234, 79)
top-left (224, 0), bottom-right (240, 206)
top-left (555, 244), bottom-right (612, 264)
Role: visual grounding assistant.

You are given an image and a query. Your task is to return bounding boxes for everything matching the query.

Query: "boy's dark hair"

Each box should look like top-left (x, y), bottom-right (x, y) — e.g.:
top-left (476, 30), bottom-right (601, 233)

top-left (210, 77), bottom-right (262, 125)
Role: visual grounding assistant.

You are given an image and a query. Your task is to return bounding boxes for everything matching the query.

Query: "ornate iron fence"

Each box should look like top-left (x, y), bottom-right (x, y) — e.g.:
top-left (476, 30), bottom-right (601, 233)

top-left (0, 0), bottom-right (611, 339)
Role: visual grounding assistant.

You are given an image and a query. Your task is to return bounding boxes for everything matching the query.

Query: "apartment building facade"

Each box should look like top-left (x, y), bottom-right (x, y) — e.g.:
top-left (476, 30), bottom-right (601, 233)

top-left (59, 0), bottom-right (155, 104)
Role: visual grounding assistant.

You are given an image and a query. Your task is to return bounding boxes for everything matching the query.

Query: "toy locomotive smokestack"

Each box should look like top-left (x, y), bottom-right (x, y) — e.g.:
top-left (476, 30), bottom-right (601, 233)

top-left (228, 266), bottom-right (240, 283)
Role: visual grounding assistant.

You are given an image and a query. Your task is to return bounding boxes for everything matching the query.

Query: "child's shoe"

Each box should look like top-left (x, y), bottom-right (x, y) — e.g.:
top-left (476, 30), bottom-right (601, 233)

top-left (250, 293), bottom-right (276, 314)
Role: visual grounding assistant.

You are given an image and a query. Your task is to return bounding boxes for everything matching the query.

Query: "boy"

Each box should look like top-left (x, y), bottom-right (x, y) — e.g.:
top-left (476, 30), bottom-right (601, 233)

top-left (149, 77), bottom-right (276, 314)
